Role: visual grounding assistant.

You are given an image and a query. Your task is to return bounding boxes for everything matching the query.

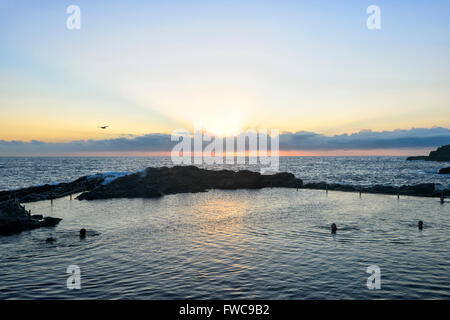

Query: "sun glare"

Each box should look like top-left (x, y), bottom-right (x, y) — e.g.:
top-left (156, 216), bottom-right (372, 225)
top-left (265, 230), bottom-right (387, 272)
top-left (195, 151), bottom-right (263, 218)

top-left (194, 114), bottom-right (244, 138)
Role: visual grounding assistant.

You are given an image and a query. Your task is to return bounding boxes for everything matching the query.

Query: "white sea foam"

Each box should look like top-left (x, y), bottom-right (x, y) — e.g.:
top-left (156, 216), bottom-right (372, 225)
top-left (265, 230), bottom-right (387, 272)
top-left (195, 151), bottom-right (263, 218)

top-left (87, 172), bottom-right (131, 185)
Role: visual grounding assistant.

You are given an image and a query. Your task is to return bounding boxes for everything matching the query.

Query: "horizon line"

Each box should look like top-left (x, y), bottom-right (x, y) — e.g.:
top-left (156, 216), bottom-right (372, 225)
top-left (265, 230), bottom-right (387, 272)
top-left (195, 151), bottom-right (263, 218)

top-left (0, 148), bottom-right (437, 157)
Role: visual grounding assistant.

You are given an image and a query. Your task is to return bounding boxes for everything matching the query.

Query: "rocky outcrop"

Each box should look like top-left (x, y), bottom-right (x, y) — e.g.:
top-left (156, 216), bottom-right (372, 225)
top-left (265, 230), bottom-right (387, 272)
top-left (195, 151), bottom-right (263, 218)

top-left (77, 166), bottom-right (303, 200)
top-left (407, 145), bottom-right (450, 161)
top-left (439, 167), bottom-right (450, 174)
top-left (406, 155), bottom-right (429, 161)
top-left (0, 201), bottom-right (62, 236)
top-left (0, 166), bottom-right (303, 203)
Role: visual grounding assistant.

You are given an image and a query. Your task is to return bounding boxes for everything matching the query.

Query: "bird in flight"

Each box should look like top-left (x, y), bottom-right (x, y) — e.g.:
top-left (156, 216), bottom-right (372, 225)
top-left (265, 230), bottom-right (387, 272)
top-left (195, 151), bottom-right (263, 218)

top-left (98, 125), bottom-right (109, 129)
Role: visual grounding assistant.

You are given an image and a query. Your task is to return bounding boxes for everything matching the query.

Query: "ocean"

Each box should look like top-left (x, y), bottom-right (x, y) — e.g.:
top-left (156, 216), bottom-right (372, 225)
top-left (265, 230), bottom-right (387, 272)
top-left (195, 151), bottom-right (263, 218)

top-left (0, 156), bottom-right (449, 299)
top-left (1, 156), bottom-right (449, 191)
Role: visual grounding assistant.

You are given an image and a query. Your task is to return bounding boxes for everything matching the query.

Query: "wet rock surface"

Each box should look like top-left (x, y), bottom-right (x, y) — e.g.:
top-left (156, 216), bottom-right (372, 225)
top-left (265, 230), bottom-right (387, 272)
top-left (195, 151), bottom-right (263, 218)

top-left (438, 167), bottom-right (450, 174)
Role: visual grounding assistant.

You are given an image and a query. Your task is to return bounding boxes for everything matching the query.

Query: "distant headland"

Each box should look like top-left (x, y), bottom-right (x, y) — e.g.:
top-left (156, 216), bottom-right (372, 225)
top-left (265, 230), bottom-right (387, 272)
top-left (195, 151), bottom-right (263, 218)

top-left (407, 145), bottom-right (450, 161)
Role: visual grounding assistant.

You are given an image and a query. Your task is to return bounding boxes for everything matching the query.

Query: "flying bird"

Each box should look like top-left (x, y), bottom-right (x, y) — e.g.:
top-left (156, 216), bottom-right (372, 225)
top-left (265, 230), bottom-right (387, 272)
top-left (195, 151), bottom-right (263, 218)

top-left (98, 125), bottom-right (109, 129)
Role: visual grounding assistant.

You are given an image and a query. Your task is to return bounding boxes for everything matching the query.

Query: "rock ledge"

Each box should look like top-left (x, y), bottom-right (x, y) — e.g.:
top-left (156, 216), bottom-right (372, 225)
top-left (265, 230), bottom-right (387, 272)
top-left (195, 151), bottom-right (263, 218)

top-left (0, 201), bottom-right (62, 236)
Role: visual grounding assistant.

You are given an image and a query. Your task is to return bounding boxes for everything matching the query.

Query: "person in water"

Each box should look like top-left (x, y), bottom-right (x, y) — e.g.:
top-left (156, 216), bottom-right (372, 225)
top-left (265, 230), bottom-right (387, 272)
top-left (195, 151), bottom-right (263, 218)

top-left (79, 228), bottom-right (86, 238)
top-left (331, 223), bottom-right (337, 234)
top-left (418, 221), bottom-right (423, 230)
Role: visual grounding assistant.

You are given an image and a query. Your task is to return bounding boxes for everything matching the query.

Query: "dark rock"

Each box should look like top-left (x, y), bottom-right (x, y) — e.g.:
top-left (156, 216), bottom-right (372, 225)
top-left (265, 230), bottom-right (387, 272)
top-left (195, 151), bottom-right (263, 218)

top-left (406, 156), bottom-right (429, 161)
top-left (418, 221), bottom-right (423, 230)
top-left (46, 237), bottom-right (56, 242)
top-left (438, 167), bottom-right (450, 174)
top-left (77, 166), bottom-right (303, 200)
top-left (0, 200), bottom-right (62, 236)
top-left (429, 145), bottom-right (450, 161)
top-left (331, 184), bottom-right (359, 192)
top-left (398, 183), bottom-right (436, 196)
top-left (31, 214), bottom-right (43, 220)
top-left (407, 145), bottom-right (450, 161)
top-left (303, 181), bottom-right (328, 189)
top-left (40, 217), bottom-right (63, 227)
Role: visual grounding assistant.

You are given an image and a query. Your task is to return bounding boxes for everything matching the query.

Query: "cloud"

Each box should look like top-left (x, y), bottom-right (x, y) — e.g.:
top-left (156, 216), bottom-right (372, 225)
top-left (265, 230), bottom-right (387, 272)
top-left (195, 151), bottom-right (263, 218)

top-left (0, 127), bottom-right (449, 155)
top-left (279, 127), bottom-right (450, 150)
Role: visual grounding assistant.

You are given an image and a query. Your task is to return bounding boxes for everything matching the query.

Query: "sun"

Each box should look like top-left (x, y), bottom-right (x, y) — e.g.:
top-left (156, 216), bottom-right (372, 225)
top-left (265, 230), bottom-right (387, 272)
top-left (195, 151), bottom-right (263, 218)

top-left (204, 122), bottom-right (243, 138)
top-left (194, 114), bottom-right (244, 138)
top-left (205, 122), bottom-right (243, 138)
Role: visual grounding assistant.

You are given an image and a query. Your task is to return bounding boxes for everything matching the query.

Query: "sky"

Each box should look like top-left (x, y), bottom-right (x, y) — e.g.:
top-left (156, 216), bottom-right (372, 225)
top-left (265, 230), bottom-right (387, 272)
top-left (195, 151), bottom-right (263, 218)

top-left (0, 0), bottom-right (449, 155)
